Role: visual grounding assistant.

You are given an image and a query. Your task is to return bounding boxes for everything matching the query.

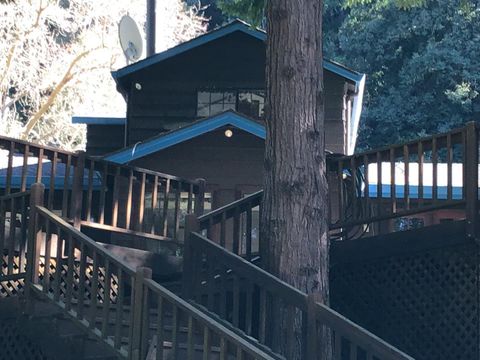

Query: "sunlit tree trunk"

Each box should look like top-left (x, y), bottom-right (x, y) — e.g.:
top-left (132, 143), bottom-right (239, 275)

top-left (262, 0), bottom-right (331, 358)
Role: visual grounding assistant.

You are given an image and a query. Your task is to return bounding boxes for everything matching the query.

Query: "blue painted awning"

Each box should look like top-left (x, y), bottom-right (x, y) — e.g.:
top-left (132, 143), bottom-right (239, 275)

top-left (104, 110), bottom-right (266, 164)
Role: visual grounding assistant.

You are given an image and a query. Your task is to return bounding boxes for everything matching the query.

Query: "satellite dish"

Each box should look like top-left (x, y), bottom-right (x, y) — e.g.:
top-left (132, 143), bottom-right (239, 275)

top-left (118, 15), bottom-right (143, 63)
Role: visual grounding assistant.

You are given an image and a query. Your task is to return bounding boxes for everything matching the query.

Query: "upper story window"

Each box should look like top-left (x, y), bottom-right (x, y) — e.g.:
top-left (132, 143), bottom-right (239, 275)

top-left (197, 90), bottom-right (265, 120)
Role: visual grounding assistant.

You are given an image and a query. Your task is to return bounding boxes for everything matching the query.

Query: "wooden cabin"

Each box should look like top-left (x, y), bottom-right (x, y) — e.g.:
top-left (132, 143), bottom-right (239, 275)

top-left (75, 20), bottom-right (366, 208)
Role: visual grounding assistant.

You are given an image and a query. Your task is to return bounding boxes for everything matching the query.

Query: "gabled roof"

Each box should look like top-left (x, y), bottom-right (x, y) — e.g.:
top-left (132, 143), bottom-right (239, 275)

top-left (103, 111), bottom-right (266, 164)
top-left (111, 19), bottom-right (364, 86)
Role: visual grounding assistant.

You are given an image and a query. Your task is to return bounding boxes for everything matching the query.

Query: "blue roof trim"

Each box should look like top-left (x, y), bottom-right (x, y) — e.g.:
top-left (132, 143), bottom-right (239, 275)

top-left (111, 20), bottom-right (362, 85)
top-left (104, 111), bottom-right (266, 164)
top-left (72, 116), bottom-right (126, 125)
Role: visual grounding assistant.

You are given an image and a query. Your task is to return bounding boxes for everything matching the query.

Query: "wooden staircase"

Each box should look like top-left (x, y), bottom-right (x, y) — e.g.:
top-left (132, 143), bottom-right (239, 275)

top-left (0, 133), bottom-right (455, 359)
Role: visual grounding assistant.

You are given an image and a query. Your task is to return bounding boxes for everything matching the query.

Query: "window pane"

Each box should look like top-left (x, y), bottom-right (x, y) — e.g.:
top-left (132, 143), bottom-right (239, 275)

top-left (210, 92), bottom-right (224, 104)
top-left (210, 103), bottom-right (224, 115)
top-left (224, 91), bottom-right (236, 104)
top-left (198, 91), bottom-right (210, 103)
top-left (197, 103), bottom-right (210, 117)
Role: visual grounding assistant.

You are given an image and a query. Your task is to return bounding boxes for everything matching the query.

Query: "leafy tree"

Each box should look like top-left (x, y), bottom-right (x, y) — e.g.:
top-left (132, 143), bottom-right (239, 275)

top-left (0, 0), bottom-right (206, 150)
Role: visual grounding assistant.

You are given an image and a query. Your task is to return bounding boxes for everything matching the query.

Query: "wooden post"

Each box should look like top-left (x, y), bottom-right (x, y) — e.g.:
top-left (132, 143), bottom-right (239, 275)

top-left (130, 266), bottom-right (152, 360)
top-left (183, 214), bottom-right (199, 299)
top-left (70, 151), bottom-right (85, 229)
top-left (194, 178), bottom-right (206, 217)
top-left (465, 122), bottom-right (478, 240)
top-left (25, 183), bottom-right (45, 314)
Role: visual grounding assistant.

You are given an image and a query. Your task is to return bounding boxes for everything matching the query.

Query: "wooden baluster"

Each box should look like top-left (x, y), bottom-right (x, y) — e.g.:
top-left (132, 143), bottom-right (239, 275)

top-left (376, 151), bottom-right (382, 204)
top-left (156, 295), bottom-right (164, 360)
top-left (233, 275), bottom-right (240, 327)
top-left (462, 129), bottom-right (467, 201)
top-left (101, 259), bottom-right (111, 338)
top-left (48, 152), bottom-right (57, 209)
top-left (219, 265), bottom-right (227, 318)
top-left (162, 179), bottom-right (170, 237)
top-left (114, 269), bottom-right (124, 349)
top-left (187, 183), bottom-right (194, 213)
top-left (465, 122), bottom-right (478, 238)
top-left (390, 147), bottom-right (396, 214)
top-left (350, 342), bottom-right (358, 360)
top-left (21, 145), bottom-right (29, 191)
top-left (98, 163), bottom-right (108, 224)
top-left (65, 233), bottom-right (75, 311)
top-left (220, 337), bottom-right (227, 360)
top-left (258, 288), bottom-right (267, 344)
top-left (447, 133), bottom-right (453, 200)
top-left (233, 208), bottom-right (240, 255)
top-left (70, 151), bottom-right (85, 229)
top-left (245, 281), bottom-right (253, 335)
top-left (338, 160), bottom-right (344, 223)
top-left (220, 212), bottom-right (226, 248)
top-left (334, 332), bottom-right (342, 360)
top-left (140, 285), bottom-right (150, 359)
top-left (0, 200), bottom-right (5, 264)
top-left (236, 347), bottom-right (244, 360)
top-left (138, 172), bottom-right (146, 232)
top-left (131, 267), bottom-right (152, 358)
top-left (35, 148), bottom-right (44, 183)
top-left (77, 242), bottom-right (87, 319)
top-left (61, 154), bottom-right (71, 218)
top-left (173, 182), bottom-right (181, 241)
top-left (207, 257), bottom-right (215, 311)
top-left (418, 141), bottom-right (424, 207)
top-left (85, 159), bottom-right (95, 221)
top-left (111, 167), bottom-right (121, 227)
top-left (187, 315), bottom-right (194, 360)
top-left (89, 251), bottom-right (99, 329)
top-left (206, 217), bottom-right (213, 239)
top-left (246, 205), bottom-right (252, 260)
top-left (18, 195), bottom-right (28, 272)
top-left (54, 226), bottom-right (63, 302)
top-left (202, 326), bottom-right (211, 360)
top-left (151, 175), bottom-right (159, 234)
top-left (171, 305), bottom-right (178, 358)
top-left (5, 141), bottom-right (14, 195)
top-left (350, 157), bottom-right (357, 220)
top-left (404, 145), bottom-right (410, 210)
top-left (285, 303), bottom-right (295, 359)
top-left (7, 197), bottom-right (16, 275)
top-left (42, 218), bottom-right (51, 290)
top-left (125, 169), bottom-right (134, 229)
top-left (194, 178), bottom-right (206, 217)
top-left (363, 154), bottom-right (370, 221)
top-left (432, 136), bottom-right (438, 201)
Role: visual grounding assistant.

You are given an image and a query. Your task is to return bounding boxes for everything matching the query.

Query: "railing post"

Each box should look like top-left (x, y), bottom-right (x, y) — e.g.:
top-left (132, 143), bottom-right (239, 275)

top-left (70, 150), bottom-right (85, 229)
top-left (25, 182), bottom-right (45, 314)
top-left (183, 213), bottom-right (199, 299)
top-left (130, 266), bottom-right (152, 360)
top-left (465, 122), bottom-right (478, 240)
top-left (194, 178), bottom-right (206, 217)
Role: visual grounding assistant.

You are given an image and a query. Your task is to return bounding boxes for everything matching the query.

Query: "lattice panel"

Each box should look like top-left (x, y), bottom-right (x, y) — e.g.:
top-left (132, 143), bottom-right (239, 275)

top-left (331, 243), bottom-right (479, 360)
top-left (0, 319), bottom-right (50, 360)
top-left (1, 255), bottom-right (119, 302)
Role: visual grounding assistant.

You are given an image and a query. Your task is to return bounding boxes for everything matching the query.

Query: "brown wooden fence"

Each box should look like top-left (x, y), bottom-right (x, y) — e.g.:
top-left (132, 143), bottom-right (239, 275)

top-left (183, 220), bottom-right (414, 360)
top-left (25, 183), bottom-right (275, 360)
top-left (0, 135), bottom-right (205, 245)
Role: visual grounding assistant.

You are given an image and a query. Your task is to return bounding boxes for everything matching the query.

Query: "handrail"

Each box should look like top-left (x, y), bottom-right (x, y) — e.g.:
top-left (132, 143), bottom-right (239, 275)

top-left (23, 183), bottom-right (275, 360)
top-left (142, 278), bottom-right (276, 360)
top-left (184, 229), bottom-right (414, 360)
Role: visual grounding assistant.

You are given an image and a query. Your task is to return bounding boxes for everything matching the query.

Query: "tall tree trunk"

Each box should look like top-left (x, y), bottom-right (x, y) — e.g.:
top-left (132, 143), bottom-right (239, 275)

top-left (262, 0), bottom-right (331, 358)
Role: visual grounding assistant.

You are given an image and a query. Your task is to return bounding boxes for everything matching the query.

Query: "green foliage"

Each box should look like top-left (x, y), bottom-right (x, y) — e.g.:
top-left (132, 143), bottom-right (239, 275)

top-left (217, 0), bottom-right (480, 150)
top-left (216, 0), bottom-right (265, 25)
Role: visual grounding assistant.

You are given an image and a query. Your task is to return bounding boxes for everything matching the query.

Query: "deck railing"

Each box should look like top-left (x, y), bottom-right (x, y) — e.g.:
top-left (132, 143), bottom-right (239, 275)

top-left (327, 122), bottom-right (478, 239)
top-left (25, 183), bottom-right (274, 360)
top-left (0, 190), bottom-right (30, 285)
top-left (183, 223), bottom-right (414, 360)
top-left (0, 135), bottom-right (205, 243)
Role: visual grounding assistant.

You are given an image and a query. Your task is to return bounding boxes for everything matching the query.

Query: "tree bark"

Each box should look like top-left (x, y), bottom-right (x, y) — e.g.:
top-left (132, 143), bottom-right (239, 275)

top-left (262, 0), bottom-right (331, 358)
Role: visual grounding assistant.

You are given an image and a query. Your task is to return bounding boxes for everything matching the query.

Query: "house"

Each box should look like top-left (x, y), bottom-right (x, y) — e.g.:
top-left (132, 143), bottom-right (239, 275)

top-left (75, 20), bottom-right (366, 208)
